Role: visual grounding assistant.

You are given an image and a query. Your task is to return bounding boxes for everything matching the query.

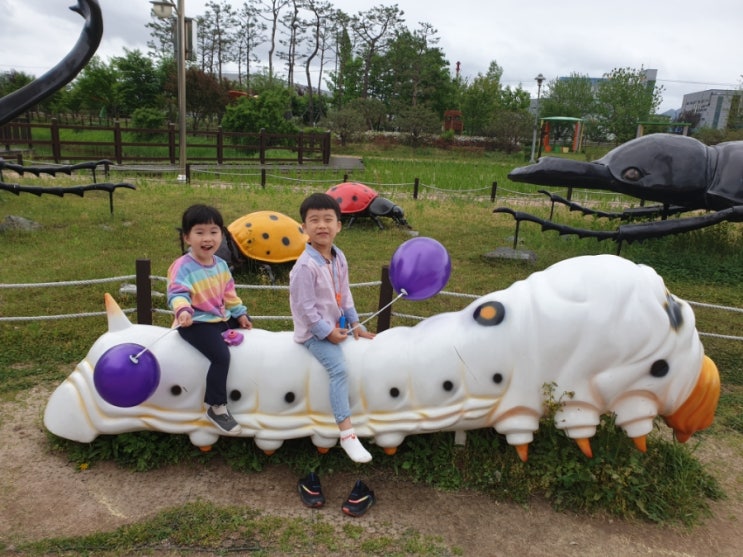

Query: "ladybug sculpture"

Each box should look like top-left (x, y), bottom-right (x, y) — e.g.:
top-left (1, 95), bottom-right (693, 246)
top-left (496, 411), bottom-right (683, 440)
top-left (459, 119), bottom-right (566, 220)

top-left (215, 211), bottom-right (308, 283)
top-left (326, 182), bottom-right (410, 229)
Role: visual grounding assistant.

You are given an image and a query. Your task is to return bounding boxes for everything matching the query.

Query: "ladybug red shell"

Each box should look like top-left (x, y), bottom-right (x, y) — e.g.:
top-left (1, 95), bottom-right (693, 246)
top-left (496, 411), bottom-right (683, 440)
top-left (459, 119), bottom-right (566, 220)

top-left (326, 182), bottom-right (379, 215)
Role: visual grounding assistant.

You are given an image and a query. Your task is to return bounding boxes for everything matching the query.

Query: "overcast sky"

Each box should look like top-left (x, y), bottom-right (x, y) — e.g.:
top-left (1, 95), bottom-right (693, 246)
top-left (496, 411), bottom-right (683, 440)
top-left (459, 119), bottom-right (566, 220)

top-left (1, 0), bottom-right (740, 113)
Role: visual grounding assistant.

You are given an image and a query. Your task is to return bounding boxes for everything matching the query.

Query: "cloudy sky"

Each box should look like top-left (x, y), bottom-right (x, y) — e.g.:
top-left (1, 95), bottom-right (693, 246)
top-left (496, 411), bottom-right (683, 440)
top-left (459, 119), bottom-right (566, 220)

top-left (1, 0), bottom-right (740, 113)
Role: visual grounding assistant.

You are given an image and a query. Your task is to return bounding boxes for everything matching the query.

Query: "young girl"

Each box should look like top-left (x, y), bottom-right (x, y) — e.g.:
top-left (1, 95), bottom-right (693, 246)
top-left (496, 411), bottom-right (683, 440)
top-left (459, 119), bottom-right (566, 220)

top-left (167, 204), bottom-right (252, 434)
top-left (289, 193), bottom-right (376, 463)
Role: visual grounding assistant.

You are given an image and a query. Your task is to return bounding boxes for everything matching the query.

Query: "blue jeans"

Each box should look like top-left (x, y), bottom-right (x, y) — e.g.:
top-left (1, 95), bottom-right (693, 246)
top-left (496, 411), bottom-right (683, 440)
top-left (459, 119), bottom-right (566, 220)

top-left (304, 336), bottom-right (350, 424)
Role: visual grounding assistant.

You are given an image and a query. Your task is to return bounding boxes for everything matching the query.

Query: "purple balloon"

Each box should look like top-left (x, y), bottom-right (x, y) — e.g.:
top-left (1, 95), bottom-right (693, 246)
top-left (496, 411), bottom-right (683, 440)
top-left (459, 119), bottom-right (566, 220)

top-left (93, 343), bottom-right (161, 407)
top-left (389, 237), bottom-right (451, 301)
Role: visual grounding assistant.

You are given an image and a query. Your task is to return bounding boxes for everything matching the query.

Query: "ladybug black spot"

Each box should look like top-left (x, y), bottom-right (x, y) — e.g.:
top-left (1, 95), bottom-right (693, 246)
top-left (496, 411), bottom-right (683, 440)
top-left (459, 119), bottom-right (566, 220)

top-left (285, 392), bottom-right (296, 403)
top-left (282, 236), bottom-right (291, 246)
top-left (262, 232), bottom-right (269, 240)
top-left (244, 222), bottom-right (253, 228)
top-left (269, 214), bottom-right (279, 221)
top-left (352, 195), bottom-right (359, 202)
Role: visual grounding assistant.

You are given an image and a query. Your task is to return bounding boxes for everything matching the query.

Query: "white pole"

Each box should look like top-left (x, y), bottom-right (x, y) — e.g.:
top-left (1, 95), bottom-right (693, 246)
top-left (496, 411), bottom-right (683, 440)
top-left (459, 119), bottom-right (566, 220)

top-left (176, 0), bottom-right (187, 182)
top-left (529, 74), bottom-right (545, 163)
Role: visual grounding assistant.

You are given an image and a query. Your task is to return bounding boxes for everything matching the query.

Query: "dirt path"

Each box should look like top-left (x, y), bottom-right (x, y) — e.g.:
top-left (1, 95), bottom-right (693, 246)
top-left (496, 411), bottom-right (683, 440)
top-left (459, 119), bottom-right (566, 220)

top-left (1, 386), bottom-right (741, 556)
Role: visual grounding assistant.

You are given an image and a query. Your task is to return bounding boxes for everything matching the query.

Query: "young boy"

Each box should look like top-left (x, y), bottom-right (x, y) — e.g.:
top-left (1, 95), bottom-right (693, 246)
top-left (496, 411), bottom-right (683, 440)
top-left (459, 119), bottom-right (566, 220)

top-left (167, 204), bottom-right (252, 434)
top-left (289, 193), bottom-right (375, 463)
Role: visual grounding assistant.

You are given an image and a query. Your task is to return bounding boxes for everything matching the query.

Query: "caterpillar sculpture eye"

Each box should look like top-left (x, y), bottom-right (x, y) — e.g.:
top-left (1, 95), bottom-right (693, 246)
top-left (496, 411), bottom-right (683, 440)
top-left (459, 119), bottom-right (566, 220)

top-left (473, 301), bottom-right (505, 326)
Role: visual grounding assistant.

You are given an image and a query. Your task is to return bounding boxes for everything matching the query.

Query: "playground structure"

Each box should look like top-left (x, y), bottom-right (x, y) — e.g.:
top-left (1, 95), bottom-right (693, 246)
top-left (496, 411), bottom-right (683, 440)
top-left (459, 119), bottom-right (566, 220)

top-left (538, 116), bottom-right (584, 157)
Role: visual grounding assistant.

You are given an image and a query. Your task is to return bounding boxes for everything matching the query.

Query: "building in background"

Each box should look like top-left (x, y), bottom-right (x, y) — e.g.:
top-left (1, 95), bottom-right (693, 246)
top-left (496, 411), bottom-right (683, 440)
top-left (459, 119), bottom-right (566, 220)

top-left (681, 89), bottom-right (741, 130)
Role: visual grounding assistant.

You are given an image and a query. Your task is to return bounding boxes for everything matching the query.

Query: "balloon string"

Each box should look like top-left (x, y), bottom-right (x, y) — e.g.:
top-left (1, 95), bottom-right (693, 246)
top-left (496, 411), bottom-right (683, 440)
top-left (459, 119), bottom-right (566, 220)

top-left (130, 326), bottom-right (179, 364)
top-left (347, 289), bottom-right (407, 333)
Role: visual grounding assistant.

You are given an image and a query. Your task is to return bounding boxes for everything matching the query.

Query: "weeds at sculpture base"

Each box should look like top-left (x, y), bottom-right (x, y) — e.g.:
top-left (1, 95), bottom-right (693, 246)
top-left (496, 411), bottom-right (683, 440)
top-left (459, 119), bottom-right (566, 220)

top-left (48, 411), bottom-right (723, 527)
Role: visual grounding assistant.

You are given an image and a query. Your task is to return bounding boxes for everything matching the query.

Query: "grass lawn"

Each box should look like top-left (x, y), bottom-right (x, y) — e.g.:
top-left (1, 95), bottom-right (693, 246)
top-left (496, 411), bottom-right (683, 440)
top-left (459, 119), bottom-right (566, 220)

top-left (1, 144), bottom-right (742, 551)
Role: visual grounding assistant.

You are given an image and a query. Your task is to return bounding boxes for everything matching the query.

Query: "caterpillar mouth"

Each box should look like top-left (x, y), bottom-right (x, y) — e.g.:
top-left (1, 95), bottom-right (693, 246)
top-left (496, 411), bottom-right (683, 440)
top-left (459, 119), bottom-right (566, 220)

top-left (664, 356), bottom-right (720, 442)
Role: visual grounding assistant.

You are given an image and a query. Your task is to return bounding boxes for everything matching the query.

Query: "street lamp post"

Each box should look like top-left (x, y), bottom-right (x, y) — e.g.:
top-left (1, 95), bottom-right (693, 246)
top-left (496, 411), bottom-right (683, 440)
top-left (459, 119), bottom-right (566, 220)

top-left (151, 0), bottom-right (187, 182)
top-left (529, 73), bottom-right (546, 163)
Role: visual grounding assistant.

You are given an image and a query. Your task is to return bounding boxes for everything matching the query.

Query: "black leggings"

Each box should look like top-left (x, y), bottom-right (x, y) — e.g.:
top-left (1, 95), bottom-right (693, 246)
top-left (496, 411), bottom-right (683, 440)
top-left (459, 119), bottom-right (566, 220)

top-left (177, 318), bottom-right (238, 406)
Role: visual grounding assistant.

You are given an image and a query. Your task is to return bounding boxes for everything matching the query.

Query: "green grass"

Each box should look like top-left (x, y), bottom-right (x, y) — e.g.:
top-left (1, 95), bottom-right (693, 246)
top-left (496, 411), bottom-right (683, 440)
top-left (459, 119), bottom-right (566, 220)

top-left (16, 500), bottom-right (458, 556)
top-left (2, 144), bottom-right (742, 551)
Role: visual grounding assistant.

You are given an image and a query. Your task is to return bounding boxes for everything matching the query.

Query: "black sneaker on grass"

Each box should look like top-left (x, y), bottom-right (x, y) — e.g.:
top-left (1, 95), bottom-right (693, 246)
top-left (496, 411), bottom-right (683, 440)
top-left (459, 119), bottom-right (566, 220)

top-left (341, 480), bottom-right (375, 517)
top-left (206, 406), bottom-right (241, 434)
top-left (297, 472), bottom-right (325, 508)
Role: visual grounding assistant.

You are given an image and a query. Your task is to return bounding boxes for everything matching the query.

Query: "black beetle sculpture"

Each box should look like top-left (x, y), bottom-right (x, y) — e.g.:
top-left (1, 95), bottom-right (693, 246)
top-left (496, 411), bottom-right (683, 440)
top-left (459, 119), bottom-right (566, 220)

top-left (495, 133), bottom-right (743, 246)
top-left (326, 182), bottom-right (411, 229)
top-left (0, 0), bottom-right (102, 127)
top-left (0, 0), bottom-right (133, 211)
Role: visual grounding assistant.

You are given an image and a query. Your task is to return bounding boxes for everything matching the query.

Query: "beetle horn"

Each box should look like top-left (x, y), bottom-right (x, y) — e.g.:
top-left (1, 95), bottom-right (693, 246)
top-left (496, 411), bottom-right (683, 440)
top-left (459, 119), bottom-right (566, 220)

top-left (664, 356), bottom-right (720, 442)
top-left (508, 157), bottom-right (614, 191)
top-left (0, 0), bottom-right (103, 126)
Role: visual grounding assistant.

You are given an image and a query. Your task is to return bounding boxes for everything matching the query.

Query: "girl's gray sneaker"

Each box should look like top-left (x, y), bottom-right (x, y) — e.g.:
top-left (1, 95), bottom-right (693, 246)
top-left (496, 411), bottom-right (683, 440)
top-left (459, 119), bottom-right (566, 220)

top-left (207, 406), bottom-right (241, 434)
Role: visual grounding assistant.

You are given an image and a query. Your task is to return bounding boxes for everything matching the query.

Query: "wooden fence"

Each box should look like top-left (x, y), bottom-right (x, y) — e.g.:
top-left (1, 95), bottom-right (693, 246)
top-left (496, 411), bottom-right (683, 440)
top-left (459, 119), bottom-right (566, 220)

top-left (0, 118), bottom-right (331, 166)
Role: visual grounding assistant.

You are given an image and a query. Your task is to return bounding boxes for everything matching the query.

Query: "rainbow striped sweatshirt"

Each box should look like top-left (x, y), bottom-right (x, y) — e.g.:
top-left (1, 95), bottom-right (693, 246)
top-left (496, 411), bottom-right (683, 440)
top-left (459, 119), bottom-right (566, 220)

top-left (167, 252), bottom-right (248, 323)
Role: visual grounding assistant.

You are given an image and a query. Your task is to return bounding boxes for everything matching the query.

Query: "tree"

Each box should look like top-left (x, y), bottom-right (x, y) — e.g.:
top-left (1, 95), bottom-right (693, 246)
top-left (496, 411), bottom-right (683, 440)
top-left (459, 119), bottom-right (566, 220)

top-left (221, 85), bottom-right (298, 134)
top-left (346, 97), bottom-right (386, 130)
top-left (111, 49), bottom-right (163, 117)
top-left (541, 73), bottom-right (595, 119)
top-left (199, 1), bottom-right (239, 81)
top-left (258, 0), bottom-right (291, 83)
top-left (301, 0), bottom-right (334, 124)
top-left (351, 4), bottom-right (405, 98)
top-left (278, 0), bottom-right (302, 87)
top-left (184, 68), bottom-right (230, 129)
top-left (235, 2), bottom-right (267, 90)
top-left (322, 105), bottom-right (365, 145)
top-left (595, 66), bottom-right (663, 143)
top-left (394, 103), bottom-right (441, 146)
top-left (375, 24), bottom-right (453, 118)
top-left (326, 16), bottom-right (363, 108)
top-left (488, 110), bottom-right (532, 154)
top-left (0, 70), bottom-right (34, 98)
top-left (146, 16), bottom-right (175, 62)
top-left (459, 61), bottom-right (504, 136)
top-left (68, 56), bottom-right (119, 120)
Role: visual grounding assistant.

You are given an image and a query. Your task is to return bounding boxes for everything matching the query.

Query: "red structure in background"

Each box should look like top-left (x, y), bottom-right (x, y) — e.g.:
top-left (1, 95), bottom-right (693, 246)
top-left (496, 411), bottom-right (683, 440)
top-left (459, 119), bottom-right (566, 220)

top-left (444, 110), bottom-right (463, 134)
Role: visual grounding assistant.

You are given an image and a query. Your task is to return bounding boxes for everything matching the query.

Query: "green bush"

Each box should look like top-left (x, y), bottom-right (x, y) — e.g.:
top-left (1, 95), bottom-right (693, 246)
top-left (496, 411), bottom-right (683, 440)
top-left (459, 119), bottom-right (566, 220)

top-left (131, 107), bottom-right (167, 140)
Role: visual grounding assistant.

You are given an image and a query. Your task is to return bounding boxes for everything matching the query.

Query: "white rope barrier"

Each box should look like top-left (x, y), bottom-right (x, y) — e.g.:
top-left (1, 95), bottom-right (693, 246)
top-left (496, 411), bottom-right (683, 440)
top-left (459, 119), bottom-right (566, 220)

top-left (1, 276), bottom-right (742, 343)
top-left (0, 275), bottom-right (136, 289)
top-left (0, 309), bottom-right (136, 322)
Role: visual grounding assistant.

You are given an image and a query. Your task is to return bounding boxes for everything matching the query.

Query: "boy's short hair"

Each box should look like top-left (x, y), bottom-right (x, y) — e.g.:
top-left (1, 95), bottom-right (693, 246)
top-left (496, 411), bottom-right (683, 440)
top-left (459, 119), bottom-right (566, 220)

top-left (300, 193), bottom-right (342, 222)
top-left (181, 204), bottom-right (224, 234)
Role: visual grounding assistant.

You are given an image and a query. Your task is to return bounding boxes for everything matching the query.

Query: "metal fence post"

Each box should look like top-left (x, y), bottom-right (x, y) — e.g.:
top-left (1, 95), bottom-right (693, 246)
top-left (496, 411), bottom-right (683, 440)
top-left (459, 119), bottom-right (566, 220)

top-left (376, 265), bottom-right (393, 332)
top-left (136, 259), bottom-right (153, 325)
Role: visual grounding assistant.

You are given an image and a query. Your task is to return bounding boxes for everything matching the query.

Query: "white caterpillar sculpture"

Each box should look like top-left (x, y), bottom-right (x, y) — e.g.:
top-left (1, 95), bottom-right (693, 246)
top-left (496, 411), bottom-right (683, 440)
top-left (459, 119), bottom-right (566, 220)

top-left (44, 255), bottom-right (720, 461)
